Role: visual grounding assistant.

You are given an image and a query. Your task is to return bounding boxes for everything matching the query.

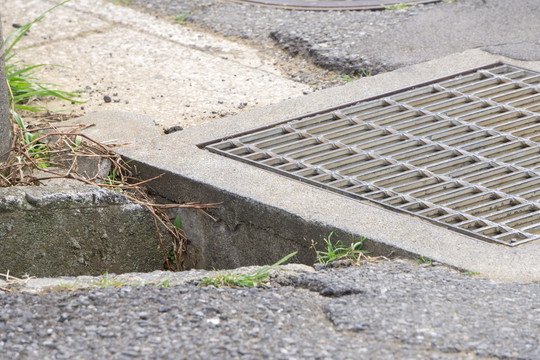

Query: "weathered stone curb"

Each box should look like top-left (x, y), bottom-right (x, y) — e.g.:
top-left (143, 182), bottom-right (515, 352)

top-left (0, 183), bottom-right (165, 277)
top-left (0, 263), bottom-right (315, 294)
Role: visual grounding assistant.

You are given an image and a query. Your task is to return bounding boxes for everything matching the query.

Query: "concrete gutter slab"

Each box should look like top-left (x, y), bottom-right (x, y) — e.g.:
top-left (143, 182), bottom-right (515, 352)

top-left (78, 50), bottom-right (540, 281)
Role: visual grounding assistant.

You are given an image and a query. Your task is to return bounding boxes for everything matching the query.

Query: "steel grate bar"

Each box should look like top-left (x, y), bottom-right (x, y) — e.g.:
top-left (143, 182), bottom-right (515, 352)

top-left (204, 63), bottom-right (540, 247)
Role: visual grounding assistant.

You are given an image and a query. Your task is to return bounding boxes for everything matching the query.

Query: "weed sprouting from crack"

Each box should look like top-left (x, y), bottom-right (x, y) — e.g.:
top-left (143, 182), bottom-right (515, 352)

top-left (382, 3), bottom-right (416, 10)
top-left (90, 271), bottom-right (127, 289)
top-left (417, 255), bottom-right (433, 265)
top-left (57, 279), bottom-right (82, 290)
top-left (174, 11), bottom-right (192, 25)
top-left (158, 278), bottom-right (171, 288)
top-left (338, 69), bottom-right (371, 83)
top-left (112, 0), bottom-right (132, 5)
top-left (313, 232), bottom-right (370, 265)
top-left (198, 251), bottom-right (297, 288)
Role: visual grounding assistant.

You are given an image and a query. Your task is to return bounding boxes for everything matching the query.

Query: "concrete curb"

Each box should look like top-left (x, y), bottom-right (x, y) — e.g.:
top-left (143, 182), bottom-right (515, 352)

top-left (0, 183), bottom-right (164, 277)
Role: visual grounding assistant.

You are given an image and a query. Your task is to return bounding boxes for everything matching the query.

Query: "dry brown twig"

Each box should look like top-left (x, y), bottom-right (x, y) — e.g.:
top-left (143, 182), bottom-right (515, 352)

top-left (0, 271), bottom-right (35, 293)
top-left (0, 110), bottom-right (219, 271)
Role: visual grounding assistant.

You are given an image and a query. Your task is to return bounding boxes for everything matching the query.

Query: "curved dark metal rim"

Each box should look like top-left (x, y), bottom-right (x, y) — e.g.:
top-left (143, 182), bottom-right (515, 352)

top-left (229, 0), bottom-right (441, 10)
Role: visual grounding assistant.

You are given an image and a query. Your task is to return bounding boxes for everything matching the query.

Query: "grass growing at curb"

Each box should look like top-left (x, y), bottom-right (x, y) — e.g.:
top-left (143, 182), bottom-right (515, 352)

top-left (159, 278), bottom-right (171, 288)
top-left (198, 251), bottom-right (297, 288)
top-left (4, 0), bottom-right (83, 113)
top-left (57, 279), bottom-right (81, 290)
top-left (339, 74), bottom-right (356, 83)
top-left (174, 11), bottom-right (192, 25)
top-left (417, 255), bottom-right (432, 265)
top-left (382, 3), bottom-right (415, 10)
top-left (314, 232), bottom-right (367, 265)
top-left (90, 271), bottom-right (127, 289)
top-left (338, 69), bottom-right (372, 83)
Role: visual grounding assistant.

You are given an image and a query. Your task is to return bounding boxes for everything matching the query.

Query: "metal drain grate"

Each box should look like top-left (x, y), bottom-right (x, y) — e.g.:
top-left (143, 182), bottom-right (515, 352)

top-left (203, 63), bottom-right (540, 247)
top-left (230, 0), bottom-right (440, 10)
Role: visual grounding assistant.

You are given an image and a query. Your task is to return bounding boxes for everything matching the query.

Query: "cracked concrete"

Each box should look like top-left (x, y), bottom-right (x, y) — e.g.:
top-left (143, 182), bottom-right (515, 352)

top-left (0, 183), bottom-right (164, 277)
top-left (0, 0), bottom-right (311, 130)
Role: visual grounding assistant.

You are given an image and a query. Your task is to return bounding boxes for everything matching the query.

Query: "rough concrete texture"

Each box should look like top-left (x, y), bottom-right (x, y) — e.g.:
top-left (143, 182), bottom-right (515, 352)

top-left (59, 110), bottom-right (161, 145)
top-left (0, 0), bottom-right (311, 130)
top-left (137, 0), bottom-right (540, 74)
top-left (117, 50), bottom-right (540, 281)
top-left (0, 184), bottom-right (164, 277)
top-left (0, 18), bottom-right (11, 162)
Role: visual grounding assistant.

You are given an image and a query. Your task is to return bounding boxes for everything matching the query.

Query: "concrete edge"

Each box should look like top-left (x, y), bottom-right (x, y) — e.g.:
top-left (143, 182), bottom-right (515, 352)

top-left (0, 264), bottom-right (316, 294)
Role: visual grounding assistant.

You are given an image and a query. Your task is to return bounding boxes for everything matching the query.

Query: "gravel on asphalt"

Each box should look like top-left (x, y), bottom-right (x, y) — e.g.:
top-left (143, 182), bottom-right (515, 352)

top-left (125, 0), bottom-right (540, 79)
top-left (1, 260), bottom-right (538, 359)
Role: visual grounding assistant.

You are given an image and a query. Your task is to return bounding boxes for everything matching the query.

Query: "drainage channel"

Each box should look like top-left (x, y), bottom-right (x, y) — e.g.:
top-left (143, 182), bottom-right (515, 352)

top-left (203, 63), bottom-right (540, 247)
top-left (230, 0), bottom-right (440, 10)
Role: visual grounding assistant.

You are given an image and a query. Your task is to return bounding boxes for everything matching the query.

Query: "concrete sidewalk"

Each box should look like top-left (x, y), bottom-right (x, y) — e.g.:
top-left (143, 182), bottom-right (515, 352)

top-left (0, 0), bottom-right (310, 131)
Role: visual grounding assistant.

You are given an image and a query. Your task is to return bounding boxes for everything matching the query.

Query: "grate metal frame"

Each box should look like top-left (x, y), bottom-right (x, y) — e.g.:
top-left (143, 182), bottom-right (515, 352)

top-left (230, 0), bottom-right (440, 10)
top-left (201, 63), bottom-right (540, 247)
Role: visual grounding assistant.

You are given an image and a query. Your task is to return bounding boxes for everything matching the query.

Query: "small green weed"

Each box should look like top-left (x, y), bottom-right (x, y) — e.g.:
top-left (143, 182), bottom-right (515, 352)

top-left (198, 251), bottom-right (297, 288)
top-left (164, 213), bottom-right (184, 268)
top-left (417, 255), bottom-right (432, 265)
top-left (314, 232), bottom-right (367, 265)
top-left (382, 3), bottom-right (416, 10)
top-left (173, 213), bottom-right (182, 229)
top-left (338, 69), bottom-right (371, 83)
top-left (22, 130), bottom-right (51, 168)
top-left (465, 271), bottom-right (480, 276)
top-left (159, 278), bottom-right (171, 288)
top-left (112, 0), bottom-right (131, 5)
top-left (339, 74), bottom-right (357, 83)
top-left (174, 11), bottom-right (192, 25)
top-left (101, 160), bottom-right (132, 191)
top-left (57, 279), bottom-right (80, 289)
top-left (103, 168), bottom-right (122, 187)
top-left (90, 271), bottom-right (127, 288)
top-left (72, 135), bottom-right (83, 148)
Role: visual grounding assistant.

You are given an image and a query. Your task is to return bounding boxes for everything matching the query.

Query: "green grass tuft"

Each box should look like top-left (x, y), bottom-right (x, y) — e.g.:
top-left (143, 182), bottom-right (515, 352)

top-left (90, 271), bottom-right (127, 289)
top-left (198, 251), bottom-right (297, 288)
top-left (382, 3), bottom-right (416, 10)
top-left (4, 0), bottom-right (83, 113)
top-left (174, 11), bottom-right (192, 25)
top-left (314, 232), bottom-right (367, 265)
top-left (417, 255), bottom-right (433, 265)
